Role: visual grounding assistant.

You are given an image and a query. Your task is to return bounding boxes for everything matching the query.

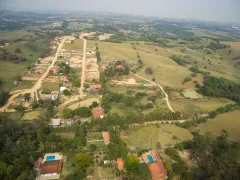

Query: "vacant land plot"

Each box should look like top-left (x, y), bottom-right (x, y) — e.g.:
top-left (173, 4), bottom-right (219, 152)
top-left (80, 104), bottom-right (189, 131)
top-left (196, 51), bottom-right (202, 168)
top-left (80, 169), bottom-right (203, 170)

top-left (67, 22), bottom-right (93, 30)
top-left (0, 30), bottom-right (36, 41)
top-left (21, 110), bottom-right (40, 120)
top-left (68, 98), bottom-right (100, 110)
top-left (63, 39), bottom-right (83, 50)
top-left (183, 89), bottom-right (203, 99)
top-left (171, 98), bottom-right (234, 116)
top-left (42, 82), bottom-right (59, 91)
top-left (55, 132), bottom-right (75, 139)
top-left (221, 41), bottom-right (240, 50)
top-left (195, 110), bottom-right (240, 142)
top-left (87, 132), bottom-right (103, 141)
top-left (122, 125), bottom-right (192, 150)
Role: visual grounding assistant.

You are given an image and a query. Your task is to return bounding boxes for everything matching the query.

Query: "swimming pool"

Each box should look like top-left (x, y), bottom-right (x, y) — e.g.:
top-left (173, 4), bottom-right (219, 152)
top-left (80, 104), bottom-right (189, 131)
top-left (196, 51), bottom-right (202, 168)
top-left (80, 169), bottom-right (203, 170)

top-left (46, 155), bottom-right (56, 161)
top-left (147, 155), bottom-right (154, 163)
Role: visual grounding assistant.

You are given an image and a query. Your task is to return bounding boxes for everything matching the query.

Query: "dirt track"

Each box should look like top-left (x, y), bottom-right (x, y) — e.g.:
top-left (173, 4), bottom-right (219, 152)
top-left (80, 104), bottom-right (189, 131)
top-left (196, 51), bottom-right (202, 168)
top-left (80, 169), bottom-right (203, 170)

top-left (0, 38), bottom-right (66, 112)
top-left (79, 39), bottom-right (86, 98)
top-left (131, 72), bottom-right (175, 112)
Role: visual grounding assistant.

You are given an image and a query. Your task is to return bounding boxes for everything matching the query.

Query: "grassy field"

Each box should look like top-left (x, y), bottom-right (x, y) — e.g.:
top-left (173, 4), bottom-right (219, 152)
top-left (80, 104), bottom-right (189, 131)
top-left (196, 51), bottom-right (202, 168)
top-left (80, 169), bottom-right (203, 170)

top-left (63, 39), bottom-right (84, 50)
top-left (67, 22), bottom-right (93, 30)
top-left (122, 125), bottom-right (193, 150)
top-left (194, 110), bottom-right (240, 142)
top-left (21, 110), bottom-right (40, 120)
top-left (55, 132), bottom-right (75, 139)
top-left (171, 98), bottom-right (234, 116)
top-left (0, 30), bottom-right (36, 41)
top-left (42, 82), bottom-right (59, 91)
top-left (0, 38), bottom-right (47, 90)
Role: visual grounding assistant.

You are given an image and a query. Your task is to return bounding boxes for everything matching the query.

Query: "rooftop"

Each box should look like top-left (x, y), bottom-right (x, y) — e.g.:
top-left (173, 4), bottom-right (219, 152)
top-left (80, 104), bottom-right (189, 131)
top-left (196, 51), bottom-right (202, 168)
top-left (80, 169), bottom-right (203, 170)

top-left (103, 132), bottom-right (110, 144)
top-left (91, 107), bottom-right (104, 119)
top-left (50, 119), bottom-right (61, 126)
top-left (117, 158), bottom-right (124, 170)
top-left (40, 160), bottom-right (63, 175)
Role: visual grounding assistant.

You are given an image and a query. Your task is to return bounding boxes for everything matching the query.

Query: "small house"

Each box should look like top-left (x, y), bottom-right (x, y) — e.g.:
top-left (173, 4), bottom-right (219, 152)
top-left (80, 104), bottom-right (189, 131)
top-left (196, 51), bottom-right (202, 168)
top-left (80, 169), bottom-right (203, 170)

top-left (50, 67), bottom-right (58, 74)
top-left (49, 119), bottom-right (61, 127)
top-left (90, 84), bottom-right (102, 89)
top-left (103, 132), bottom-right (110, 145)
top-left (51, 91), bottom-right (59, 100)
top-left (60, 76), bottom-right (68, 82)
top-left (104, 160), bottom-right (111, 165)
top-left (60, 86), bottom-right (68, 93)
top-left (117, 158), bottom-right (124, 170)
top-left (63, 82), bottom-right (73, 88)
top-left (91, 107), bottom-right (104, 119)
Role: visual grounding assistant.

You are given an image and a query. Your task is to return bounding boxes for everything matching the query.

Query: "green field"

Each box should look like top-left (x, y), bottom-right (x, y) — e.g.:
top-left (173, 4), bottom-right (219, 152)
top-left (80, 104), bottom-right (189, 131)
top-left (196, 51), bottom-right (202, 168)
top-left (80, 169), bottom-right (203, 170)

top-left (67, 22), bottom-right (93, 30)
top-left (194, 110), bottom-right (240, 142)
top-left (42, 82), bottom-right (59, 91)
top-left (171, 98), bottom-right (234, 116)
top-left (0, 30), bottom-right (37, 41)
top-left (21, 110), bottom-right (40, 120)
top-left (122, 125), bottom-right (193, 150)
top-left (63, 39), bottom-right (84, 50)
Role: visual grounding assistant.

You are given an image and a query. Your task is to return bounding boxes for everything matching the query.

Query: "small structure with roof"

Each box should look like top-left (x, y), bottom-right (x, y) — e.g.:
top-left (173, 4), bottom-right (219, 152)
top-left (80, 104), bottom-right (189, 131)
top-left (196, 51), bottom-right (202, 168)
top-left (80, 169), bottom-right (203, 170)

top-left (51, 91), bottom-right (59, 100)
top-left (90, 84), bottom-right (102, 89)
top-left (142, 150), bottom-right (168, 180)
top-left (117, 158), bottom-right (124, 170)
top-left (36, 152), bottom-right (63, 180)
top-left (91, 107), bottom-right (104, 119)
top-left (60, 76), bottom-right (68, 82)
top-left (103, 132), bottom-right (110, 145)
top-left (50, 67), bottom-right (58, 74)
top-left (49, 119), bottom-right (61, 127)
top-left (63, 82), bottom-right (73, 88)
top-left (60, 86), bottom-right (68, 93)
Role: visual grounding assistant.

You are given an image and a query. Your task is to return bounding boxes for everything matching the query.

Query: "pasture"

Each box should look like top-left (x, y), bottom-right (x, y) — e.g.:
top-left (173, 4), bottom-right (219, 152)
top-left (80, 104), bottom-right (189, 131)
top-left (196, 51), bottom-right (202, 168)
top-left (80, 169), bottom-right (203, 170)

top-left (67, 22), bottom-right (93, 30)
top-left (171, 98), bottom-right (234, 116)
top-left (122, 125), bottom-right (193, 150)
top-left (21, 110), bottom-right (40, 120)
top-left (195, 110), bottom-right (240, 142)
top-left (63, 39), bottom-right (84, 50)
top-left (42, 82), bottom-right (59, 91)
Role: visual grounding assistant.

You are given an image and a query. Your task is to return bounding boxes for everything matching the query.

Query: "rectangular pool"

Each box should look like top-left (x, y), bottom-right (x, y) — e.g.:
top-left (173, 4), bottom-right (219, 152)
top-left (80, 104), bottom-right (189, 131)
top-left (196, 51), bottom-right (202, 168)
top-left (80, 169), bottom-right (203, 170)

top-left (147, 155), bottom-right (154, 163)
top-left (46, 155), bottom-right (56, 161)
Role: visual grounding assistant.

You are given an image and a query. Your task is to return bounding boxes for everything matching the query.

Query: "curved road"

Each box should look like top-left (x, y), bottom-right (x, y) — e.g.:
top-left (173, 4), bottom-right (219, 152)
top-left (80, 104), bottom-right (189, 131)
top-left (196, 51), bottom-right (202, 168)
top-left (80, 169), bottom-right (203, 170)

top-left (131, 72), bottom-right (175, 112)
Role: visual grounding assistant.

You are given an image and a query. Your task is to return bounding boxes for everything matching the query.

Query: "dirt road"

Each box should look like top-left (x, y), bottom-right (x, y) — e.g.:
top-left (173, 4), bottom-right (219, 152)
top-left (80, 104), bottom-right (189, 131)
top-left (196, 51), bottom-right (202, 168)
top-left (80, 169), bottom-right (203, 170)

top-left (79, 39), bottom-right (87, 98)
top-left (31, 37), bottom-right (66, 100)
top-left (131, 72), bottom-right (175, 112)
top-left (0, 38), bottom-right (66, 112)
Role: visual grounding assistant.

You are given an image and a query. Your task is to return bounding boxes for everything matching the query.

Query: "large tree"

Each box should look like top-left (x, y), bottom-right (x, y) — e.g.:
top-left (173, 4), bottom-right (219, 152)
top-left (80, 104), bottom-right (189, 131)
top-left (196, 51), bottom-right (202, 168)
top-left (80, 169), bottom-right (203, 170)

top-left (76, 153), bottom-right (91, 169)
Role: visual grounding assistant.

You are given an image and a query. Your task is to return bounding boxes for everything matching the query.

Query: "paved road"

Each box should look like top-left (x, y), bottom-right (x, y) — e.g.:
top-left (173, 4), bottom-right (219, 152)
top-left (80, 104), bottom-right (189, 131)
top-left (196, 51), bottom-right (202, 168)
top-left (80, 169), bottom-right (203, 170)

top-left (131, 72), bottom-right (175, 112)
top-left (31, 37), bottom-right (66, 100)
top-left (79, 39), bottom-right (87, 98)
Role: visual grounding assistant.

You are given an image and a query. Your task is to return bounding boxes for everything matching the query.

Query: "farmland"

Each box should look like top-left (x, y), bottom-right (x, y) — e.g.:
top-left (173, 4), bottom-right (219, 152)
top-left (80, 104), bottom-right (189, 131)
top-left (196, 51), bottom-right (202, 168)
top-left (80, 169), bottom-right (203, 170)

top-left (122, 125), bottom-right (193, 149)
top-left (195, 110), bottom-right (240, 142)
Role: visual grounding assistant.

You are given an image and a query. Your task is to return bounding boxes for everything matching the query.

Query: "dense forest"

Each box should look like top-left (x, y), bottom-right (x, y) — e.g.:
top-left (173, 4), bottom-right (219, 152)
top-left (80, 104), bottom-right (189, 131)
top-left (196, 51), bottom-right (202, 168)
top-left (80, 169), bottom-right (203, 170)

top-left (197, 76), bottom-right (240, 104)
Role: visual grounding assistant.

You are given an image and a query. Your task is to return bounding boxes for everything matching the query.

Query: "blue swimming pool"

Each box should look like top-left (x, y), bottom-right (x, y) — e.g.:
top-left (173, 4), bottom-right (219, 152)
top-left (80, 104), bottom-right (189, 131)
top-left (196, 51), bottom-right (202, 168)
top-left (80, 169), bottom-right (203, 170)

top-left (147, 155), bottom-right (154, 163)
top-left (46, 155), bottom-right (56, 161)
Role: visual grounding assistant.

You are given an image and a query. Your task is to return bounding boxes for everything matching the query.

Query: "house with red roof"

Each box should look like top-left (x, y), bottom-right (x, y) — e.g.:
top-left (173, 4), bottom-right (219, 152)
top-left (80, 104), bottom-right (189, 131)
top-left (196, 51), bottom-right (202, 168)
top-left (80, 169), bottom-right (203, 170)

top-left (90, 84), bottom-right (102, 89)
top-left (142, 150), bottom-right (167, 180)
top-left (60, 76), bottom-right (68, 82)
top-left (117, 158), bottom-right (124, 170)
top-left (103, 132), bottom-right (110, 145)
top-left (91, 107), bottom-right (104, 119)
top-left (50, 67), bottom-right (58, 74)
top-left (116, 65), bottom-right (124, 69)
top-left (63, 82), bottom-right (73, 87)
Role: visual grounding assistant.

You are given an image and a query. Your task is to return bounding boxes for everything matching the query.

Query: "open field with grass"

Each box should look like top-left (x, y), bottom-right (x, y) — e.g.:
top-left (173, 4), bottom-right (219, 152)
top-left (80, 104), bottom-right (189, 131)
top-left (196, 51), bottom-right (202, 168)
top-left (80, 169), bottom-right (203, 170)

top-left (0, 30), bottom-right (37, 41)
top-left (67, 22), bottom-right (93, 30)
top-left (122, 125), bottom-right (193, 150)
top-left (194, 110), bottom-right (240, 142)
top-left (63, 39), bottom-right (83, 50)
top-left (42, 82), bottom-right (59, 91)
top-left (171, 98), bottom-right (234, 116)
top-left (221, 41), bottom-right (240, 50)
top-left (21, 110), bottom-right (40, 120)
top-left (55, 132), bottom-right (75, 139)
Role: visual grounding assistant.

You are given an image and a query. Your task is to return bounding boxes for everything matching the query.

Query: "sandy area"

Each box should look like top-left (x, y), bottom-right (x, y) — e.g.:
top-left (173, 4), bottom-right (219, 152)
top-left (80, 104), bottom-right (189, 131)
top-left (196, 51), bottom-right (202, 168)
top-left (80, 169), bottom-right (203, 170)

top-left (68, 98), bottom-right (100, 110)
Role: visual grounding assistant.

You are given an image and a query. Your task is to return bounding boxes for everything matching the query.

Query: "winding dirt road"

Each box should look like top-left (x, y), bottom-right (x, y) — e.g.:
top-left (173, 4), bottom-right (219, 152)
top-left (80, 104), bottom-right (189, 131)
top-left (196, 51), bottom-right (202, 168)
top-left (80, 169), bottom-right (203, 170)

top-left (79, 39), bottom-right (87, 98)
top-left (131, 72), bottom-right (175, 112)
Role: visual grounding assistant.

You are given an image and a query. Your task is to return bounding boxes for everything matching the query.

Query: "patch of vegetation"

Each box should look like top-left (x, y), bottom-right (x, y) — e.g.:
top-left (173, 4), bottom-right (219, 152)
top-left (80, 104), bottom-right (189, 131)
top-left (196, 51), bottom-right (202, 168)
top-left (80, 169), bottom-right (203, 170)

top-left (170, 55), bottom-right (189, 66)
top-left (198, 76), bottom-right (240, 103)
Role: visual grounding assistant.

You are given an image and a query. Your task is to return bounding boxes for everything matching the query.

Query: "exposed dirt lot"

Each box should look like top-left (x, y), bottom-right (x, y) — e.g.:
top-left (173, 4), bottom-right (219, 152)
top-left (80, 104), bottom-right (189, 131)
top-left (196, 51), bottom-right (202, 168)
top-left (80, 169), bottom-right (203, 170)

top-left (68, 98), bottom-right (100, 110)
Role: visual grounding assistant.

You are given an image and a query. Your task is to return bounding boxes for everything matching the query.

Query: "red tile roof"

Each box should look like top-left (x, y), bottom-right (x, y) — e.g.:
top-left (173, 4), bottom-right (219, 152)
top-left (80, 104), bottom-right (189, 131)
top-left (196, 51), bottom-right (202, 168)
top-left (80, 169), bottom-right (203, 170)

top-left (60, 76), bottom-right (68, 81)
top-left (90, 84), bottom-right (102, 89)
top-left (64, 82), bottom-right (73, 87)
top-left (116, 65), bottom-right (124, 69)
top-left (117, 158), bottom-right (124, 170)
top-left (91, 107), bottom-right (104, 119)
top-left (103, 132), bottom-right (110, 144)
top-left (40, 160), bottom-right (63, 175)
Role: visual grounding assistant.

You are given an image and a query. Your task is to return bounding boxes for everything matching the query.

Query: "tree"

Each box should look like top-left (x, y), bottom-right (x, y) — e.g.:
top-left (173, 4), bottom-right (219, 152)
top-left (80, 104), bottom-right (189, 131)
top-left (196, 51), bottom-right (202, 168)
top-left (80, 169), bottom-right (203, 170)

top-left (124, 155), bottom-right (140, 173)
top-left (62, 108), bottom-right (73, 119)
top-left (96, 51), bottom-right (101, 62)
top-left (89, 144), bottom-right (97, 152)
top-left (74, 107), bottom-right (91, 117)
top-left (156, 142), bottom-right (161, 150)
top-left (14, 105), bottom-right (26, 112)
top-left (31, 100), bottom-right (39, 109)
top-left (172, 162), bottom-right (187, 175)
top-left (76, 153), bottom-right (91, 168)
top-left (90, 101), bottom-right (99, 109)
top-left (15, 48), bottom-right (22, 53)
top-left (24, 93), bottom-right (31, 101)
top-left (63, 89), bottom-right (71, 96)
top-left (72, 79), bottom-right (80, 87)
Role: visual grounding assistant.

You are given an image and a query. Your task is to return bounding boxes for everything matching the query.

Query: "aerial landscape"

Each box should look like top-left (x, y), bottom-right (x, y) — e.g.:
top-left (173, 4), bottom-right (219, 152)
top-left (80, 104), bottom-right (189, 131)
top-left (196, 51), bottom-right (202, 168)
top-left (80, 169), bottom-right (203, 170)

top-left (0, 0), bottom-right (240, 180)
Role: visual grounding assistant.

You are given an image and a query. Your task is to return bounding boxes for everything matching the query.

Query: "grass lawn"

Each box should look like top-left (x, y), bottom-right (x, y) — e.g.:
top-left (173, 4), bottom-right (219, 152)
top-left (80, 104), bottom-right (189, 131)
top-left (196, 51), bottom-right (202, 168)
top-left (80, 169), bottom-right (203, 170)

top-left (87, 132), bottom-right (103, 141)
top-left (63, 39), bottom-right (84, 50)
top-left (55, 132), bottom-right (75, 139)
top-left (171, 98), bottom-right (235, 116)
top-left (67, 22), bottom-right (93, 30)
top-left (194, 110), bottom-right (240, 142)
top-left (60, 153), bottom-right (77, 179)
top-left (21, 110), bottom-right (40, 120)
top-left (42, 82), bottom-right (59, 91)
top-left (0, 30), bottom-right (36, 41)
top-left (122, 125), bottom-right (192, 150)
